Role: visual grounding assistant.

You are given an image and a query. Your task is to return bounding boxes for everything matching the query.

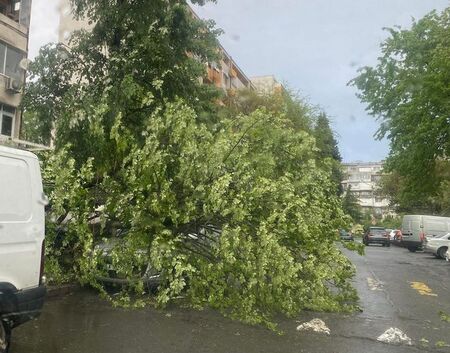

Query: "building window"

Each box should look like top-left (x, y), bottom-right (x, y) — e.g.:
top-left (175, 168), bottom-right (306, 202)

top-left (223, 72), bottom-right (230, 89)
top-left (371, 175), bottom-right (381, 182)
top-left (0, 41), bottom-right (25, 83)
top-left (0, 104), bottom-right (15, 137)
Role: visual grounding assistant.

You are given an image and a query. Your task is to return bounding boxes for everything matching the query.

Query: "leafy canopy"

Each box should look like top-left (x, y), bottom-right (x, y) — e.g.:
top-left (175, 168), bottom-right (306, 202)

top-left (350, 8), bottom-right (450, 213)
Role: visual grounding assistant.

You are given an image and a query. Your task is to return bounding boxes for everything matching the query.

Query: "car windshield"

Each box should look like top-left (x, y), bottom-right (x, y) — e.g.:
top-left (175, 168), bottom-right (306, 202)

top-left (4, 1), bottom-right (449, 353)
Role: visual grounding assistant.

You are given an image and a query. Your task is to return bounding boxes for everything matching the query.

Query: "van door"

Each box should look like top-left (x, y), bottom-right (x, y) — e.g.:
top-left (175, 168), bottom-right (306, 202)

top-left (0, 152), bottom-right (44, 290)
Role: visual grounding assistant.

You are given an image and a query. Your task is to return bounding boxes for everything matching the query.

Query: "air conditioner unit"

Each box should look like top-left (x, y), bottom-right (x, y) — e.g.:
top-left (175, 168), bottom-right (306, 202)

top-left (6, 77), bottom-right (22, 94)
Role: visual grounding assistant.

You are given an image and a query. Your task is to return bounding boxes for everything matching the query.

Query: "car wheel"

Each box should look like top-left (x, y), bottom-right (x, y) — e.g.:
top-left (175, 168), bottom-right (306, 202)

top-left (0, 320), bottom-right (10, 353)
top-left (386, 242), bottom-right (390, 247)
top-left (437, 247), bottom-right (448, 260)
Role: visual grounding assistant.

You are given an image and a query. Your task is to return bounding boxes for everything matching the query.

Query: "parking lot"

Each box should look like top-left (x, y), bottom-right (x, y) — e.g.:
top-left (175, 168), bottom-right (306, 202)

top-left (10, 243), bottom-right (450, 353)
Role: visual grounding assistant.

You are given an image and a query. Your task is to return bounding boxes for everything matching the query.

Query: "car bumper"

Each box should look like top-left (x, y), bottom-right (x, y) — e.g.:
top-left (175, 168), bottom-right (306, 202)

top-left (0, 285), bottom-right (46, 328)
top-left (366, 237), bottom-right (389, 244)
top-left (401, 240), bottom-right (422, 249)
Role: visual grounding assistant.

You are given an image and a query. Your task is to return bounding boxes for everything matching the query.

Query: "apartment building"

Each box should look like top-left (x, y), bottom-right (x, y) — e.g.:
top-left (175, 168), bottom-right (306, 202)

top-left (250, 76), bottom-right (284, 95)
top-left (0, 0), bottom-right (31, 140)
top-left (202, 46), bottom-right (255, 92)
top-left (58, 1), bottom-right (256, 94)
top-left (341, 161), bottom-right (390, 216)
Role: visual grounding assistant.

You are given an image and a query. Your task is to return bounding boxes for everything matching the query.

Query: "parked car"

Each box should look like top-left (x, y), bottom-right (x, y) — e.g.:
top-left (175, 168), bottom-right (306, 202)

top-left (339, 229), bottom-right (354, 242)
top-left (423, 233), bottom-right (450, 259)
top-left (390, 229), bottom-right (402, 243)
top-left (93, 236), bottom-right (161, 289)
top-left (363, 227), bottom-right (390, 247)
top-left (0, 146), bottom-right (47, 352)
top-left (401, 215), bottom-right (450, 252)
top-left (93, 226), bottom-right (221, 289)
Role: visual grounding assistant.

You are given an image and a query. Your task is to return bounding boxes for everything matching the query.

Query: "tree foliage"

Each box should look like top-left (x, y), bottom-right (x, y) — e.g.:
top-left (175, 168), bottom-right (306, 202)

top-left (342, 186), bottom-right (362, 223)
top-left (313, 113), bottom-right (343, 194)
top-left (23, 0), bottom-right (358, 327)
top-left (350, 8), bottom-right (450, 214)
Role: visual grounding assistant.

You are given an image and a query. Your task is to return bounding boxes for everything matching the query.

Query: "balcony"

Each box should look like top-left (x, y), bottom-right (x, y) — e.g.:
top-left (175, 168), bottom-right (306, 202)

top-left (0, 0), bottom-right (19, 23)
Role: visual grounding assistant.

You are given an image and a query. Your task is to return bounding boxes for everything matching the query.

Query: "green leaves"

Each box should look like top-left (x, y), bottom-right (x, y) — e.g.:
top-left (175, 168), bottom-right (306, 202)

top-left (351, 8), bottom-right (450, 215)
top-left (28, 0), bottom-right (356, 329)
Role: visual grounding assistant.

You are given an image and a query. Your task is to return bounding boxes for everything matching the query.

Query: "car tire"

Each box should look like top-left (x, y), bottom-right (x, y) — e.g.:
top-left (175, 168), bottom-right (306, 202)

top-left (408, 247), bottom-right (417, 253)
top-left (386, 242), bottom-right (390, 247)
top-left (437, 247), bottom-right (448, 260)
top-left (0, 320), bottom-right (10, 353)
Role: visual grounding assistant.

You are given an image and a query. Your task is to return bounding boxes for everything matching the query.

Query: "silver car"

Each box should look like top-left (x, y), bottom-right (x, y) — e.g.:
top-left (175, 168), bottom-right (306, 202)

top-left (423, 233), bottom-right (450, 259)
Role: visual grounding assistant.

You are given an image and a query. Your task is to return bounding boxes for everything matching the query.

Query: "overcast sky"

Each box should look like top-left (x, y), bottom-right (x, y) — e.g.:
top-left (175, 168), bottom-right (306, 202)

top-left (28, 0), bottom-right (449, 162)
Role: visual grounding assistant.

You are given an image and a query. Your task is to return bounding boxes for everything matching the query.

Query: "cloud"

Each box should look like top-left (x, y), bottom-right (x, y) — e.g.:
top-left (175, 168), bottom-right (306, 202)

top-left (29, 0), bottom-right (59, 59)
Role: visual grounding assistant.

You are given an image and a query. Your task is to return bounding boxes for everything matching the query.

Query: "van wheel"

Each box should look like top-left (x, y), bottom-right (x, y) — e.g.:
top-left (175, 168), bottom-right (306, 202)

top-left (408, 247), bottom-right (417, 253)
top-left (438, 247), bottom-right (448, 259)
top-left (0, 320), bottom-right (10, 353)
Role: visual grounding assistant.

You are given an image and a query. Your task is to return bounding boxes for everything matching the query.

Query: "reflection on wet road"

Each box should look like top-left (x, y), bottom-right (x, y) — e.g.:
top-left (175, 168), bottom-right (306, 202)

top-left (11, 244), bottom-right (450, 353)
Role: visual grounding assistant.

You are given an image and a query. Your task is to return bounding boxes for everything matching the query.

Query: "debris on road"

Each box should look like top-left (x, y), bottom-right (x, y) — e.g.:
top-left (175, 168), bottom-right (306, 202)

top-left (410, 282), bottom-right (437, 297)
top-left (377, 328), bottom-right (412, 345)
top-left (367, 277), bottom-right (383, 291)
top-left (439, 311), bottom-right (450, 322)
top-left (296, 319), bottom-right (330, 335)
top-left (435, 341), bottom-right (450, 348)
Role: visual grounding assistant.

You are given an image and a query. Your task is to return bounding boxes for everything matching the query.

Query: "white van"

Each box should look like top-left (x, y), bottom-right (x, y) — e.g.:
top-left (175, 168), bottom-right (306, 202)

top-left (0, 145), bottom-right (47, 352)
top-left (401, 215), bottom-right (450, 252)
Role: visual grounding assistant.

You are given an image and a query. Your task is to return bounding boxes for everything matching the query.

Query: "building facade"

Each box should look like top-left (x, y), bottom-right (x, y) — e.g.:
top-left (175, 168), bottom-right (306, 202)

top-left (250, 75), bottom-right (284, 95)
top-left (0, 0), bottom-right (31, 140)
top-left (58, 1), bottom-right (256, 94)
top-left (341, 162), bottom-right (390, 216)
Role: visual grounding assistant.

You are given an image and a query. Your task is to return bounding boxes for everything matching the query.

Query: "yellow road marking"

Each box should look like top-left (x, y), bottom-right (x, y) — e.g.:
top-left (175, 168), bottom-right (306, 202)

top-left (410, 282), bottom-right (437, 297)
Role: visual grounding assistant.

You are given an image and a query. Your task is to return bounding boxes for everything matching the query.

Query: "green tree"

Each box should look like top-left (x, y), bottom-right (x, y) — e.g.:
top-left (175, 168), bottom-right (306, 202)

top-left (342, 186), bottom-right (362, 223)
top-left (222, 87), bottom-right (314, 133)
top-left (350, 8), bottom-right (450, 214)
top-left (24, 0), bottom-right (359, 328)
top-left (313, 113), bottom-right (343, 194)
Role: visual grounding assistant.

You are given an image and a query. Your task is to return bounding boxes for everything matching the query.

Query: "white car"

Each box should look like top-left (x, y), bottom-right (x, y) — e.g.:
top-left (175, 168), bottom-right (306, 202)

top-left (423, 233), bottom-right (450, 259)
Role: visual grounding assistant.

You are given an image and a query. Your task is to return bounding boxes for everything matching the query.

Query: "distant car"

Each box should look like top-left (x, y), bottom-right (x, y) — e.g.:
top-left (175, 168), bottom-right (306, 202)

top-left (390, 229), bottom-right (402, 243)
top-left (423, 233), bottom-right (450, 259)
top-left (363, 227), bottom-right (390, 247)
top-left (339, 230), bottom-right (354, 242)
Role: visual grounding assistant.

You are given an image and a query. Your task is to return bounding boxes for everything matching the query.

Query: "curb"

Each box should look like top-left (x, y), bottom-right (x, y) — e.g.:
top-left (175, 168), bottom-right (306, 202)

top-left (46, 284), bottom-right (80, 298)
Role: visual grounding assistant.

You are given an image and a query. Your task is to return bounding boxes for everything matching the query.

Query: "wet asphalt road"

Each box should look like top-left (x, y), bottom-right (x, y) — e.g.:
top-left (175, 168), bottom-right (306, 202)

top-left (10, 243), bottom-right (450, 353)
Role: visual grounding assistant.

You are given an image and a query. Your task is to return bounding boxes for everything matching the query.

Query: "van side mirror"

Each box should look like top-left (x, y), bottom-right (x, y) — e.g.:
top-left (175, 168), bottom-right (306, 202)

top-left (38, 193), bottom-right (49, 206)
